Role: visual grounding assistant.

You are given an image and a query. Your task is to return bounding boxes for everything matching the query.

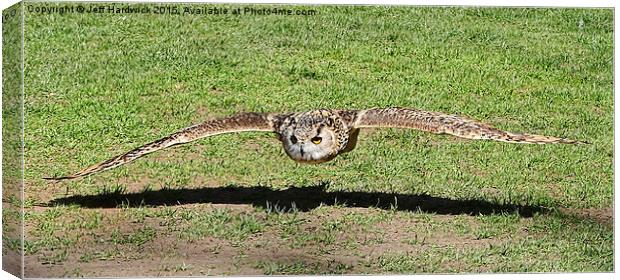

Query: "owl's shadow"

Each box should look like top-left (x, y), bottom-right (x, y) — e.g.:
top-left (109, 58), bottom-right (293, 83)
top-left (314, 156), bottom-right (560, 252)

top-left (47, 182), bottom-right (548, 217)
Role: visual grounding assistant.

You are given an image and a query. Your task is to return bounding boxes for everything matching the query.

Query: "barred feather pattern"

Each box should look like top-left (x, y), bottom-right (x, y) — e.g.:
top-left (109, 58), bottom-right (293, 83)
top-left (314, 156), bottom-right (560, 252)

top-left (44, 113), bottom-right (275, 181)
top-left (351, 108), bottom-right (585, 144)
top-left (45, 107), bottom-right (585, 181)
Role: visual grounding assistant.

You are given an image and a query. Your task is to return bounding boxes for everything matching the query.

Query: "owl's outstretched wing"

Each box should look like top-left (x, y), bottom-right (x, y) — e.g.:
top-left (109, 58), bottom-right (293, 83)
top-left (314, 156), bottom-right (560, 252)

top-left (348, 108), bottom-right (586, 144)
top-left (44, 112), bottom-right (277, 181)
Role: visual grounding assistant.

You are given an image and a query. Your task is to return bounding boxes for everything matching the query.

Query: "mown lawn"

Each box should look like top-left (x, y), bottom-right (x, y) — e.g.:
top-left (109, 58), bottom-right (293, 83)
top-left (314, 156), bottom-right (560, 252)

top-left (16, 3), bottom-right (613, 277)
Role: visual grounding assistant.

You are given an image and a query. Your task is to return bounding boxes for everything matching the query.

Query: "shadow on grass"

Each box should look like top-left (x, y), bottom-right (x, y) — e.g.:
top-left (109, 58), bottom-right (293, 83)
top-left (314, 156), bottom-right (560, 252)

top-left (46, 182), bottom-right (549, 217)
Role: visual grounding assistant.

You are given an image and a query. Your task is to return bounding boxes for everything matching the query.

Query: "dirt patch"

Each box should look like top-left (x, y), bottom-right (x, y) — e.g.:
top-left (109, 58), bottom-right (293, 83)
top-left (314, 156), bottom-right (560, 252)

top-left (23, 202), bottom-right (502, 277)
top-left (23, 184), bottom-right (613, 277)
top-left (559, 207), bottom-right (613, 227)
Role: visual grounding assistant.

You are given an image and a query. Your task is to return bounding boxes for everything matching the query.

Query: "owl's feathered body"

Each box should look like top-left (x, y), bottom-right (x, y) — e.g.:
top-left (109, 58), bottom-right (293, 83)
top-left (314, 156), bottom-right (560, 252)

top-left (274, 109), bottom-right (351, 163)
top-left (44, 107), bottom-right (586, 181)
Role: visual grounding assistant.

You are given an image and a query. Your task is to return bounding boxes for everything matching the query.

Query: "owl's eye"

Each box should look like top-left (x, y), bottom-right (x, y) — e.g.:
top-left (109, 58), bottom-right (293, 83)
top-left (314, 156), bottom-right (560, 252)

top-left (290, 135), bottom-right (298, 144)
top-left (311, 136), bottom-right (322, 145)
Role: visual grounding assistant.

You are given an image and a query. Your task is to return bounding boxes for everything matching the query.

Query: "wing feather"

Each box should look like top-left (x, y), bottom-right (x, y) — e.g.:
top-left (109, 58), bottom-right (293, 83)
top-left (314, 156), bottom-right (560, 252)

top-left (45, 112), bottom-right (277, 181)
top-left (350, 108), bottom-right (585, 144)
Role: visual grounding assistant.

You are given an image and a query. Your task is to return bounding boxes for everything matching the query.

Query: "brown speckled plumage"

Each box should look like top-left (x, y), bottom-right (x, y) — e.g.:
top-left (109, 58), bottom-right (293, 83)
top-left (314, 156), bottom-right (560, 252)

top-left (45, 107), bottom-right (585, 181)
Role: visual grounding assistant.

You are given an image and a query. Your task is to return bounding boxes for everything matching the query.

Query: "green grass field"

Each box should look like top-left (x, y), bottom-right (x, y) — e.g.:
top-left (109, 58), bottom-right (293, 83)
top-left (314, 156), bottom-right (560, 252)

top-left (14, 3), bottom-right (613, 276)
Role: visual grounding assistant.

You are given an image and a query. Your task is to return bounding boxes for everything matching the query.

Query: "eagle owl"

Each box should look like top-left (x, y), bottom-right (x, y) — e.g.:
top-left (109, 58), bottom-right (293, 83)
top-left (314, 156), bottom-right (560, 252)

top-left (45, 107), bottom-right (585, 181)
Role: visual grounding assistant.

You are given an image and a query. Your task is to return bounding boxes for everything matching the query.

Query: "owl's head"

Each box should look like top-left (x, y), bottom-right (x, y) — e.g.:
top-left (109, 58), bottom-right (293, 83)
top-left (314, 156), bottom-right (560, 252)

top-left (279, 110), bottom-right (346, 163)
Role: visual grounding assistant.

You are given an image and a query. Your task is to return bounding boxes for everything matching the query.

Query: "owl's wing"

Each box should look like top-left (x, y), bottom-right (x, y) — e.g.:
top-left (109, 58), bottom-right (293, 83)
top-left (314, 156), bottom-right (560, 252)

top-left (44, 112), bottom-right (278, 181)
top-left (348, 108), bottom-right (586, 144)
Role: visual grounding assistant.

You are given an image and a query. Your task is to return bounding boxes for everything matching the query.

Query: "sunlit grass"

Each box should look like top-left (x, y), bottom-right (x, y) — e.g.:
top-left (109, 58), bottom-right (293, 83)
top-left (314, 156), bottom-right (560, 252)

top-left (20, 4), bottom-right (612, 276)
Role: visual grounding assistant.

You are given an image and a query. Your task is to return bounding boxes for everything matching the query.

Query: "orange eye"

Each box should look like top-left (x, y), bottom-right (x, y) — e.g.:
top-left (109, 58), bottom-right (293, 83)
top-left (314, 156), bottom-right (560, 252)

top-left (311, 137), bottom-right (322, 144)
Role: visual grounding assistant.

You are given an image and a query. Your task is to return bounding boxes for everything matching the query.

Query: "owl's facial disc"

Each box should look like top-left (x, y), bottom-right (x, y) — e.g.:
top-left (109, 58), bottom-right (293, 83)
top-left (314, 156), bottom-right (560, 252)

top-left (282, 125), bottom-right (337, 163)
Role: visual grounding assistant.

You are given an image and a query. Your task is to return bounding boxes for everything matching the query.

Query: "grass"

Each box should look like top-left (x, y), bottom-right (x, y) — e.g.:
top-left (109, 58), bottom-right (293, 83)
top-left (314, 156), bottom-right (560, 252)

top-left (256, 259), bottom-right (353, 275)
top-left (376, 212), bottom-right (613, 273)
top-left (14, 3), bottom-right (614, 277)
top-left (2, 4), bottom-right (25, 276)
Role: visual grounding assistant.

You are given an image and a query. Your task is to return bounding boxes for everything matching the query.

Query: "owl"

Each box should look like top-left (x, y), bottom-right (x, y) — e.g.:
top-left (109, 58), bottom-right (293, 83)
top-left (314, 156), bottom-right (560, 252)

top-left (44, 107), bottom-right (585, 181)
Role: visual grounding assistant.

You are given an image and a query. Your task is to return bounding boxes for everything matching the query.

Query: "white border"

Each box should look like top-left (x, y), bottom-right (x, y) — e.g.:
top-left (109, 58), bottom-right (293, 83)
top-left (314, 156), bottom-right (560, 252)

top-left (9, 0), bottom-right (620, 7)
